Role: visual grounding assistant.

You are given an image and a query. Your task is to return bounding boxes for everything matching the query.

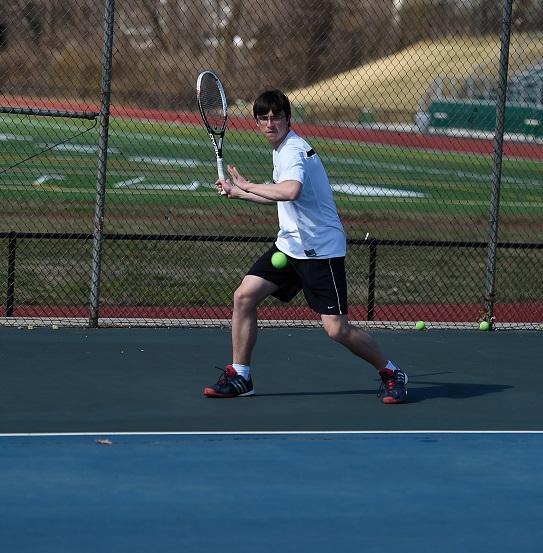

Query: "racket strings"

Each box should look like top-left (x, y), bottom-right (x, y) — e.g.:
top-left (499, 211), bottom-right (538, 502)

top-left (199, 76), bottom-right (226, 133)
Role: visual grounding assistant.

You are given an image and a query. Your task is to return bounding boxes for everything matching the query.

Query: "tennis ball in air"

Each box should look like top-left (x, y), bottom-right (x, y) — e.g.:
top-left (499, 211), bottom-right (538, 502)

top-left (415, 320), bottom-right (426, 331)
top-left (479, 320), bottom-right (490, 331)
top-left (271, 251), bottom-right (288, 269)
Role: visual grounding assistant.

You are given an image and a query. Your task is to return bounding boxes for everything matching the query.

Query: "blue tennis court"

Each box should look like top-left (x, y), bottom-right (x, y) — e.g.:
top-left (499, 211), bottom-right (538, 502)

top-left (1, 327), bottom-right (542, 552)
top-left (1, 432), bottom-right (542, 553)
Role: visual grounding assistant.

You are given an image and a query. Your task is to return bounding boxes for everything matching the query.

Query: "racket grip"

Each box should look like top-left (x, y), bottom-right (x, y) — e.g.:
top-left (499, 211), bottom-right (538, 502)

top-left (217, 157), bottom-right (227, 195)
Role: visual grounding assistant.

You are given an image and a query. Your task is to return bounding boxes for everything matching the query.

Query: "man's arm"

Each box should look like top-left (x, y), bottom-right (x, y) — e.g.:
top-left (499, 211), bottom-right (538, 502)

top-left (238, 179), bottom-right (301, 202)
top-left (218, 164), bottom-right (301, 202)
top-left (220, 182), bottom-right (277, 204)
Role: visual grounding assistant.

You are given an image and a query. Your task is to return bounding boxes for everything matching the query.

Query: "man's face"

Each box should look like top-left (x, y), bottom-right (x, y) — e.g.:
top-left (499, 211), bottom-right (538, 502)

top-left (255, 110), bottom-right (289, 148)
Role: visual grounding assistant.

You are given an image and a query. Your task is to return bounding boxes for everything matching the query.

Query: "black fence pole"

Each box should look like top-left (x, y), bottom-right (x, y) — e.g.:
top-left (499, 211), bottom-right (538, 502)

top-left (89, 0), bottom-right (116, 328)
top-left (483, 0), bottom-right (513, 330)
top-left (367, 240), bottom-right (377, 321)
top-left (6, 232), bottom-right (17, 317)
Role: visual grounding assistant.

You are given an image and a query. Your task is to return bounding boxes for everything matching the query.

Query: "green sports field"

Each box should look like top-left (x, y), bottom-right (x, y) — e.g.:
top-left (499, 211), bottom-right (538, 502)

top-left (1, 113), bottom-right (542, 242)
top-left (1, 112), bottom-right (542, 316)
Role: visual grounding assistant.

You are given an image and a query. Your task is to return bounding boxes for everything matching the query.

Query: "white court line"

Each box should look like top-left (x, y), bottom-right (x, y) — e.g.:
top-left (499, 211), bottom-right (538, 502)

top-left (1, 430), bottom-right (542, 438)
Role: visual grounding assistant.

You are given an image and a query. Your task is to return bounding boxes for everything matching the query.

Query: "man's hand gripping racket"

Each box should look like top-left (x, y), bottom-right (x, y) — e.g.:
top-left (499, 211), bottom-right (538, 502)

top-left (214, 164), bottom-right (250, 198)
top-left (196, 70), bottom-right (228, 194)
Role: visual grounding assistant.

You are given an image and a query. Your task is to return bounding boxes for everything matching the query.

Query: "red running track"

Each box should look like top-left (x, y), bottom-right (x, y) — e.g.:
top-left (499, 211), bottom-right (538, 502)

top-left (2, 96), bottom-right (543, 159)
top-left (2, 303), bottom-right (542, 323)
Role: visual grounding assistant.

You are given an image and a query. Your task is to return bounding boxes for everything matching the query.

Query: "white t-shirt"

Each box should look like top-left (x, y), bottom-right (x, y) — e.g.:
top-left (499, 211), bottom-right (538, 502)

top-left (273, 131), bottom-right (346, 259)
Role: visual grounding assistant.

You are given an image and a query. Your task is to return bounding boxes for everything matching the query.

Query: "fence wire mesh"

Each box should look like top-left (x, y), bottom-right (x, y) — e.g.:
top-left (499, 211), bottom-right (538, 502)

top-left (0, 0), bottom-right (542, 329)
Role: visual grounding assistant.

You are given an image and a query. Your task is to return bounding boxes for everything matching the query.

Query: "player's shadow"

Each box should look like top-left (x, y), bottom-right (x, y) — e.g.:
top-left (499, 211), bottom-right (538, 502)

top-left (407, 381), bottom-right (513, 403)
top-left (400, 370), bottom-right (513, 403)
top-left (256, 372), bottom-right (512, 401)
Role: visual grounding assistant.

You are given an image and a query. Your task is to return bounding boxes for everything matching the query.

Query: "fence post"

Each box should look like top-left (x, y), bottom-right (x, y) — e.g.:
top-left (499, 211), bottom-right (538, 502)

top-left (6, 232), bottom-right (17, 317)
top-left (483, 0), bottom-right (513, 330)
top-left (89, 0), bottom-right (116, 328)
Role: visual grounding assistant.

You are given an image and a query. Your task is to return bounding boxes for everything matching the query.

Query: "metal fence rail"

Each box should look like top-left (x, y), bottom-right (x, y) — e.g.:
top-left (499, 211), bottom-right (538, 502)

top-left (1, 0), bottom-right (542, 329)
top-left (3, 231), bottom-right (542, 327)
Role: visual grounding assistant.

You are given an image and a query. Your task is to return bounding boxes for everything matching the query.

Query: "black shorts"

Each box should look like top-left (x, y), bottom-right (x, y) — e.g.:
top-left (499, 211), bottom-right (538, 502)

top-left (246, 245), bottom-right (348, 315)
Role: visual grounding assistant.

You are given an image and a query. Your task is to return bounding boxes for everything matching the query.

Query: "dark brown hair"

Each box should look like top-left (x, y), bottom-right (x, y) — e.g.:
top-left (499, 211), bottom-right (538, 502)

top-left (253, 89), bottom-right (291, 126)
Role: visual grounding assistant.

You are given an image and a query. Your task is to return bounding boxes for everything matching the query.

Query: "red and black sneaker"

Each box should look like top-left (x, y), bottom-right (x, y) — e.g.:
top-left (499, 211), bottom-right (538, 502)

top-left (203, 365), bottom-right (255, 398)
top-left (378, 367), bottom-right (408, 404)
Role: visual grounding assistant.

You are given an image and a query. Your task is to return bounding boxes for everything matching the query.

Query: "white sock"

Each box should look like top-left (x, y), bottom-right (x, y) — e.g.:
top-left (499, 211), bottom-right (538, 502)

top-left (232, 364), bottom-right (251, 379)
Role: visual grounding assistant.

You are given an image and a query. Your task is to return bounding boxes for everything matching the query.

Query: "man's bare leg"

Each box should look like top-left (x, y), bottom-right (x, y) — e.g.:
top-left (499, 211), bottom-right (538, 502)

top-left (232, 275), bottom-right (278, 365)
top-left (321, 314), bottom-right (387, 369)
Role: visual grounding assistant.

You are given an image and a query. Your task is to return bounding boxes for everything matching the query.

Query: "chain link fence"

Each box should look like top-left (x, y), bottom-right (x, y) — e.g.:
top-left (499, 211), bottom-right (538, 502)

top-left (0, 0), bottom-right (542, 329)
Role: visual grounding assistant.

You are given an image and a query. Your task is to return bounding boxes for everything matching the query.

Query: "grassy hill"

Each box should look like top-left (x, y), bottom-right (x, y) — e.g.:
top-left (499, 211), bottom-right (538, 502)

top-left (287, 33), bottom-right (543, 123)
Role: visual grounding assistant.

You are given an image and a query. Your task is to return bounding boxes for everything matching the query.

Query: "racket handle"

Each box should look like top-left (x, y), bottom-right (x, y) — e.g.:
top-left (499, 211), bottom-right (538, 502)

top-left (217, 157), bottom-right (227, 195)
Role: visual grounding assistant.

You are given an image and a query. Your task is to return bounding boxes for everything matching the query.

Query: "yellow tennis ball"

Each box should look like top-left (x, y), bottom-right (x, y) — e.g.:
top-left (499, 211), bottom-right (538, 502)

top-left (479, 321), bottom-right (490, 331)
top-left (271, 251), bottom-right (288, 269)
top-left (415, 320), bottom-right (426, 331)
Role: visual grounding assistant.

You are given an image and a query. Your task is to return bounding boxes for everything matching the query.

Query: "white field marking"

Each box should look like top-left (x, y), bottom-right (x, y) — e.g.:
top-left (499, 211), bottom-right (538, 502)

top-left (114, 178), bottom-right (200, 191)
top-left (1, 431), bottom-right (542, 438)
top-left (12, 119), bottom-right (89, 133)
top-left (332, 183), bottom-right (425, 198)
top-left (140, 181), bottom-right (200, 191)
top-left (10, 116), bottom-right (543, 183)
top-left (148, 139), bottom-right (542, 187)
top-left (38, 143), bottom-right (120, 154)
top-left (325, 155), bottom-right (543, 187)
top-left (0, 133), bottom-right (33, 142)
top-left (97, 129), bottom-right (543, 188)
top-left (111, 130), bottom-right (260, 153)
top-left (9, 119), bottom-right (540, 187)
top-left (128, 156), bottom-right (202, 167)
top-left (2, 181), bottom-right (541, 207)
top-left (32, 175), bottom-right (65, 186)
top-left (113, 177), bottom-right (146, 188)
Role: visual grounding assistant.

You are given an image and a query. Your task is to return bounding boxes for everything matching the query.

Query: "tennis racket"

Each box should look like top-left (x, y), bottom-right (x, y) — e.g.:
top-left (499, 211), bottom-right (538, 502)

top-left (196, 70), bottom-right (228, 191)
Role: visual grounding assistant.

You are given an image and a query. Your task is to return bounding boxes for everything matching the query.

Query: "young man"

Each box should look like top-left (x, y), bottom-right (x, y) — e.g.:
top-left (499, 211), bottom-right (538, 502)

top-left (203, 89), bottom-right (408, 404)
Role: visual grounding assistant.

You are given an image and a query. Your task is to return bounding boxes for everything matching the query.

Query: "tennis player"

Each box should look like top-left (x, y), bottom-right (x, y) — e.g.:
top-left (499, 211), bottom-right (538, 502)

top-left (204, 89), bottom-right (408, 403)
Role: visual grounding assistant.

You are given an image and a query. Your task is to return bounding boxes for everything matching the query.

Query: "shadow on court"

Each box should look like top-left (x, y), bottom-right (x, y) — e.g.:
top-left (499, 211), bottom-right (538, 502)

top-left (0, 326), bottom-right (540, 432)
top-left (257, 377), bottom-right (513, 402)
top-left (407, 381), bottom-right (513, 403)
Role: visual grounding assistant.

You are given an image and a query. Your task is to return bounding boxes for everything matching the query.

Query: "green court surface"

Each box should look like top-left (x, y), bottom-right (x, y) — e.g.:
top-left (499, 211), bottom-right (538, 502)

top-left (1, 327), bottom-right (540, 433)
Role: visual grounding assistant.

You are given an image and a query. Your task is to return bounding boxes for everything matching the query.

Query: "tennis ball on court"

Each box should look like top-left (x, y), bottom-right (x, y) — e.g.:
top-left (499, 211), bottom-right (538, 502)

top-left (271, 251), bottom-right (288, 269)
top-left (415, 320), bottom-right (426, 331)
top-left (479, 320), bottom-right (490, 331)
